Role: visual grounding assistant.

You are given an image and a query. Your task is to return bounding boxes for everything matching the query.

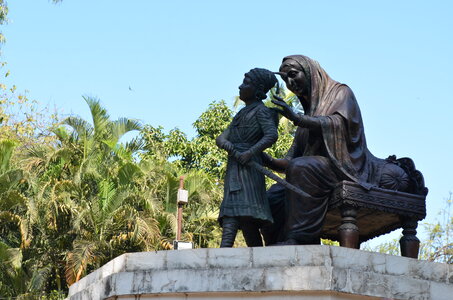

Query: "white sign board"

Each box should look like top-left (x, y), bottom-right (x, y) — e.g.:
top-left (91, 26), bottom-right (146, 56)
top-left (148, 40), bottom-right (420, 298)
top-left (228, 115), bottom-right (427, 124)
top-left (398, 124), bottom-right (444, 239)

top-left (177, 189), bottom-right (189, 203)
top-left (173, 241), bottom-right (193, 250)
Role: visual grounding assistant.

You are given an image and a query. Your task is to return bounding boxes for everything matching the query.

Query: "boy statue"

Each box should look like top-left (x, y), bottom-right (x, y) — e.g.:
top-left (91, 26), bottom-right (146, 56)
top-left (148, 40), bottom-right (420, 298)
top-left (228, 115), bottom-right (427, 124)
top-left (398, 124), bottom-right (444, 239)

top-left (216, 68), bottom-right (279, 247)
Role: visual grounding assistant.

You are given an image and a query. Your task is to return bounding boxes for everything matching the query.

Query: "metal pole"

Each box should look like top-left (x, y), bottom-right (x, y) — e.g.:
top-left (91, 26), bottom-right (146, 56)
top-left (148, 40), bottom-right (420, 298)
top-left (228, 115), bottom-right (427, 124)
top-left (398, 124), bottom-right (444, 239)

top-left (176, 176), bottom-right (184, 241)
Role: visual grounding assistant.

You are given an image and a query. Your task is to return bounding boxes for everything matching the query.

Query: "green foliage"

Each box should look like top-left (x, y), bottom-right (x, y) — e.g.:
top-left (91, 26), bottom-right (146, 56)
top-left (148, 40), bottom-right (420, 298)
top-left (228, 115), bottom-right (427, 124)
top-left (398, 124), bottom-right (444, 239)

top-left (0, 0), bottom-right (62, 46)
top-left (0, 241), bottom-right (53, 299)
top-left (419, 194), bottom-right (453, 263)
top-left (0, 1), bottom-right (252, 298)
top-left (1, 97), bottom-right (244, 298)
top-left (2, 75), bottom-right (450, 300)
top-left (141, 100), bottom-right (233, 178)
top-left (140, 101), bottom-right (235, 249)
top-left (0, 0), bottom-right (8, 44)
top-left (140, 97), bottom-right (298, 248)
top-left (0, 64), bottom-right (60, 148)
top-left (0, 139), bottom-right (50, 298)
top-left (321, 239), bottom-right (340, 246)
top-left (0, 97), bottom-right (160, 296)
top-left (362, 238), bottom-right (401, 256)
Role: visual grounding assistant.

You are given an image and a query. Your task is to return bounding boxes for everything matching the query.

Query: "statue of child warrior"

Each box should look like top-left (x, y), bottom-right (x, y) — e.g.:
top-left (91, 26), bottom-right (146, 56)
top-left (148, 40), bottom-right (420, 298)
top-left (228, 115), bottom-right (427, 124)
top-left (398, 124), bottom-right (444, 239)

top-left (216, 68), bottom-right (279, 247)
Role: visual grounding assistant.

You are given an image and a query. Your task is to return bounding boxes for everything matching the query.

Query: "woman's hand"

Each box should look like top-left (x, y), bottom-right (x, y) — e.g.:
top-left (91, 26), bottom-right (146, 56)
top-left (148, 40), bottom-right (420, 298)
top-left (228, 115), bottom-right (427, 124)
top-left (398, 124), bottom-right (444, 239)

top-left (261, 152), bottom-right (274, 166)
top-left (271, 95), bottom-right (300, 123)
top-left (238, 150), bottom-right (253, 165)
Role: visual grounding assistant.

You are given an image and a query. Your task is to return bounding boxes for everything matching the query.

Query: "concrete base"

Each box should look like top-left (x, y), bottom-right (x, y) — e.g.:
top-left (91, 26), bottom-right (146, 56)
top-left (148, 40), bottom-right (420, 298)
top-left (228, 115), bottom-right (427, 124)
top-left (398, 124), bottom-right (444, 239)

top-left (67, 246), bottom-right (452, 300)
top-left (111, 291), bottom-right (378, 299)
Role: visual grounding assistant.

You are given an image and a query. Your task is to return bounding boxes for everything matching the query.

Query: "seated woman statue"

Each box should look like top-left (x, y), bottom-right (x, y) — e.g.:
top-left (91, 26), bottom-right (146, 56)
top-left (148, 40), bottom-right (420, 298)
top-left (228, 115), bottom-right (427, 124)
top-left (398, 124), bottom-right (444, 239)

top-left (262, 55), bottom-right (410, 245)
top-left (216, 68), bottom-right (279, 247)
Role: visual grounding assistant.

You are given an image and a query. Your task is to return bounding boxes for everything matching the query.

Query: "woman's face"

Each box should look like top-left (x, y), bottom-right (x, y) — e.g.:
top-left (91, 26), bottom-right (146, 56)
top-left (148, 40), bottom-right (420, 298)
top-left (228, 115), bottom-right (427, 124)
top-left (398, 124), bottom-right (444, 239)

top-left (279, 62), bottom-right (309, 98)
top-left (238, 75), bottom-right (256, 102)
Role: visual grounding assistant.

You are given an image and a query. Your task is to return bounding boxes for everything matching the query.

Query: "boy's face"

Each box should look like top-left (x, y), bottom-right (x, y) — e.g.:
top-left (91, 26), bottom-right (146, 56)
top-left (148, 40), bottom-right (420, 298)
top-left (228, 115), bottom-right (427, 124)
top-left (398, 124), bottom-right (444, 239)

top-left (238, 75), bottom-right (256, 102)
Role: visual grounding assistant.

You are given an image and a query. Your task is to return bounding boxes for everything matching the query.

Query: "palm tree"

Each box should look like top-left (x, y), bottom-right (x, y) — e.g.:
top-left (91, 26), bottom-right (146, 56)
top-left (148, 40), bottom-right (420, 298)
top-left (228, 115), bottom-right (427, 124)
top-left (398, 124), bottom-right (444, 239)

top-left (18, 96), bottom-right (161, 286)
top-left (182, 169), bottom-right (223, 248)
top-left (51, 96), bottom-right (161, 284)
top-left (0, 139), bottom-right (54, 297)
top-left (0, 240), bottom-right (54, 299)
top-left (0, 139), bottom-right (29, 250)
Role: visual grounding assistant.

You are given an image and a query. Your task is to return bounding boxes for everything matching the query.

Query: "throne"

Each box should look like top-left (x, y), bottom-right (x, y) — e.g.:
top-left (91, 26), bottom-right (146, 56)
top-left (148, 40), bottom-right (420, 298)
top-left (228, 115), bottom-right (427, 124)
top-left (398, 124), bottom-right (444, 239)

top-left (321, 157), bottom-right (428, 258)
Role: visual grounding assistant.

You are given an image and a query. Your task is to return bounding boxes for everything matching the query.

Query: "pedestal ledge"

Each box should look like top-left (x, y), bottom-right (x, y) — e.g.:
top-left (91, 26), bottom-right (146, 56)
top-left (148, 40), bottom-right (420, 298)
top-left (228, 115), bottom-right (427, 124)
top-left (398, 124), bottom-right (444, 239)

top-left (67, 245), bottom-right (452, 300)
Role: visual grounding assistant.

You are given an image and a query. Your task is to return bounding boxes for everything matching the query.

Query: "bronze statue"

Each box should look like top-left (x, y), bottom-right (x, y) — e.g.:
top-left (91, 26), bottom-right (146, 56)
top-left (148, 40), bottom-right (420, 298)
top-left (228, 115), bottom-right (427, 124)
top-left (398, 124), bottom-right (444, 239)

top-left (261, 55), bottom-right (418, 245)
top-left (216, 68), bottom-right (278, 247)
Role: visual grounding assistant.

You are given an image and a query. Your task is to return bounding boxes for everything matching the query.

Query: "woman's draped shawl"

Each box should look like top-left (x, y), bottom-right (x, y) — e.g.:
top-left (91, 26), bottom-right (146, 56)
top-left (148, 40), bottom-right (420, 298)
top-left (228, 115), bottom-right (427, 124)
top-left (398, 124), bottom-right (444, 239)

top-left (285, 55), bottom-right (382, 189)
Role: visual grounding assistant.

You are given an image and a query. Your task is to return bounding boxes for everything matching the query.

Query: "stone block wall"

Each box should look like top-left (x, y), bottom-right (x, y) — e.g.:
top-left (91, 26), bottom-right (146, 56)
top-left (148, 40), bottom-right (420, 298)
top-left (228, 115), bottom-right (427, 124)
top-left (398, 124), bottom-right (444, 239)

top-left (67, 245), bottom-right (452, 300)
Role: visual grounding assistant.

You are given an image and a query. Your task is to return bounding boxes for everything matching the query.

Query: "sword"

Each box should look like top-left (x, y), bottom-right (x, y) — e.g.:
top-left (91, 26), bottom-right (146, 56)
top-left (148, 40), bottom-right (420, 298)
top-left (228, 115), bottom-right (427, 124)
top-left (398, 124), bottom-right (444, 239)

top-left (230, 150), bottom-right (308, 198)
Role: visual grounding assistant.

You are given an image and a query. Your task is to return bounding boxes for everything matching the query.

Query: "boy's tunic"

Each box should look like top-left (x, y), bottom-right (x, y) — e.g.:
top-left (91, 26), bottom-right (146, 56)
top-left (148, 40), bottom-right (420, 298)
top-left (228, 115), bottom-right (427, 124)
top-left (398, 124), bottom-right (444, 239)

top-left (219, 101), bottom-right (278, 226)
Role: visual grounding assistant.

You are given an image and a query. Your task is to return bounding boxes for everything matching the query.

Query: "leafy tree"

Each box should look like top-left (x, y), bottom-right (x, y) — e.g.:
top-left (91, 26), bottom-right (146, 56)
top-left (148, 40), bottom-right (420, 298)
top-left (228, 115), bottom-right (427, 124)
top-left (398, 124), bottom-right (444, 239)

top-left (1, 96), bottom-right (162, 296)
top-left (419, 196), bottom-right (452, 263)
top-left (140, 101), bottom-right (232, 248)
top-left (140, 100), bottom-right (252, 248)
top-left (0, 0), bottom-right (62, 47)
top-left (140, 96), bottom-right (298, 248)
top-left (0, 139), bottom-right (29, 253)
top-left (33, 96), bottom-right (161, 285)
top-left (0, 139), bottom-right (55, 298)
top-left (0, 0), bottom-right (8, 44)
top-left (0, 63), bottom-right (60, 148)
top-left (1, 87), bottom-right (450, 300)
top-left (141, 100), bottom-right (233, 178)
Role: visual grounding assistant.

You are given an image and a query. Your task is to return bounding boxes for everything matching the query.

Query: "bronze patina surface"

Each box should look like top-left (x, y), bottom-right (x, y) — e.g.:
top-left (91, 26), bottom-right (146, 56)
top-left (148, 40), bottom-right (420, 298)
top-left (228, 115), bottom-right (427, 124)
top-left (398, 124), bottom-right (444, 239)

top-left (261, 55), bottom-right (427, 258)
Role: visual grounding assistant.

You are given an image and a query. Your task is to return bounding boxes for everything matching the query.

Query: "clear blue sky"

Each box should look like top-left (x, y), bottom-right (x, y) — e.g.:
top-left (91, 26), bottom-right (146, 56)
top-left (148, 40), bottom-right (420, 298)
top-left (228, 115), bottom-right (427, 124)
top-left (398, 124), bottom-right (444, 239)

top-left (2, 0), bottom-right (452, 245)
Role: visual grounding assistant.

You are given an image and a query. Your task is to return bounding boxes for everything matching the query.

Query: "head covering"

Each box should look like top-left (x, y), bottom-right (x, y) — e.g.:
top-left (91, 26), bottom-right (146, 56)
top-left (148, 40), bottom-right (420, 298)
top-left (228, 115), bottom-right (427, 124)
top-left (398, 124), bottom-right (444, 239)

top-left (246, 68), bottom-right (278, 99)
top-left (280, 55), bottom-right (381, 189)
top-left (280, 55), bottom-right (337, 116)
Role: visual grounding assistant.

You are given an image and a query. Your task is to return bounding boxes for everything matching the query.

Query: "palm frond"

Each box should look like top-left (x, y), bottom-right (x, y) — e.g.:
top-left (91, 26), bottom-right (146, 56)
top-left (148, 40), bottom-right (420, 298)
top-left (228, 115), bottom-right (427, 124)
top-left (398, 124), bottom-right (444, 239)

top-left (21, 145), bottom-right (49, 174)
top-left (27, 265), bottom-right (51, 293)
top-left (164, 173), bottom-right (179, 212)
top-left (0, 139), bottom-right (16, 174)
top-left (98, 180), bottom-right (117, 213)
top-left (0, 169), bottom-right (23, 195)
top-left (111, 118), bottom-right (142, 142)
top-left (125, 136), bottom-right (144, 153)
top-left (83, 96), bottom-right (110, 140)
top-left (65, 240), bottom-right (99, 284)
top-left (233, 96), bottom-right (243, 110)
top-left (118, 162), bottom-right (143, 186)
top-left (0, 190), bottom-right (27, 211)
top-left (51, 126), bottom-right (69, 142)
top-left (157, 211), bottom-right (177, 236)
top-left (64, 116), bottom-right (93, 142)
top-left (0, 242), bottom-right (22, 269)
top-left (183, 169), bottom-right (219, 203)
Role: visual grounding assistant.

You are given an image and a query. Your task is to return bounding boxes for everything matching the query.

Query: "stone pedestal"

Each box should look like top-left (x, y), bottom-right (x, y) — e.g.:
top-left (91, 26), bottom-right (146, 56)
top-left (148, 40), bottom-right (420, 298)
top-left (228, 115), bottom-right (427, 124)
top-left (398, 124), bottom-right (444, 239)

top-left (67, 245), bottom-right (452, 300)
